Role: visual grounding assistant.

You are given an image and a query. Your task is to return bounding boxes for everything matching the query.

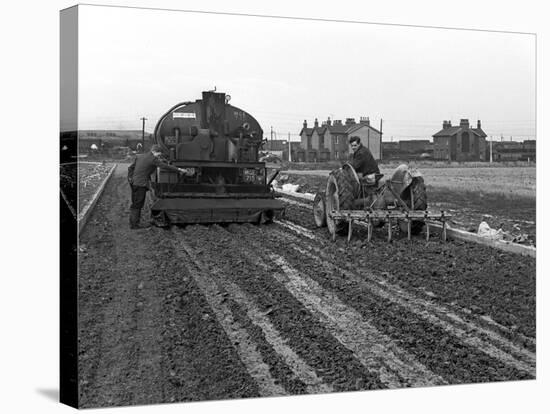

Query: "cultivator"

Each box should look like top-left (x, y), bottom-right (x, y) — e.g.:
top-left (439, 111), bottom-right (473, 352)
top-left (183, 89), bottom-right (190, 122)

top-left (313, 163), bottom-right (451, 242)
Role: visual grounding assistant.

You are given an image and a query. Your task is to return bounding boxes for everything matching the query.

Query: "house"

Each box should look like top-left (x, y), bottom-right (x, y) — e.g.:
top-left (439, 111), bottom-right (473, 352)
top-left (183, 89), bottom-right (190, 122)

top-left (297, 116), bottom-right (381, 162)
top-left (432, 119), bottom-right (487, 161)
top-left (297, 120), bottom-right (314, 162)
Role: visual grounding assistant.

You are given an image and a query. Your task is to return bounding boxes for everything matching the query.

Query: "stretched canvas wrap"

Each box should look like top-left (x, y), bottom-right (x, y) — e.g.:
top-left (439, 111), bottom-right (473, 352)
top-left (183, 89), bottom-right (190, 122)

top-left (60, 4), bottom-right (536, 409)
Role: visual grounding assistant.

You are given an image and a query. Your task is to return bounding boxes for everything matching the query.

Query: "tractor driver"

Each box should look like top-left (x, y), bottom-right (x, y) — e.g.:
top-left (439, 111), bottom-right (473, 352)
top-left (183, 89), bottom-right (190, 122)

top-left (127, 144), bottom-right (193, 229)
top-left (348, 136), bottom-right (380, 184)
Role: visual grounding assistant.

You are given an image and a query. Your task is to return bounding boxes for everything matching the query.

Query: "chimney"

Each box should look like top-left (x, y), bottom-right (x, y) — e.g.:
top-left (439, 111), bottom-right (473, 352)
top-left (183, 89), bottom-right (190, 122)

top-left (459, 119), bottom-right (470, 129)
top-left (345, 118), bottom-right (356, 125)
top-left (334, 120), bottom-right (342, 125)
top-left (477, 120), bottom-right (481, 129)
top-left (314, 118), bottom-right (319, 128)
top-left (303, 120), bottom-right (308, 129)
top-left (360, 116), bottom-right (370, 126)
top-left (327, 117), bottom-right (332, 126)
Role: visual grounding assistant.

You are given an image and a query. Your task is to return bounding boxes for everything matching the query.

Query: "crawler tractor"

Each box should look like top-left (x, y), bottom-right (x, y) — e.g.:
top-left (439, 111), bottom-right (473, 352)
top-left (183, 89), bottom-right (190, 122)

top-left (149, 91), bottom-right (284, 225)
top-left (313, 163), bottom-right (450, 242)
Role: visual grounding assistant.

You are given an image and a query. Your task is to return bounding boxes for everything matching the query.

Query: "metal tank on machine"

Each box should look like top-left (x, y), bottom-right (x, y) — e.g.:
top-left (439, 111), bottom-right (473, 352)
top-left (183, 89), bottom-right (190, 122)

top-left (149, 90), bottom-right (284, 225)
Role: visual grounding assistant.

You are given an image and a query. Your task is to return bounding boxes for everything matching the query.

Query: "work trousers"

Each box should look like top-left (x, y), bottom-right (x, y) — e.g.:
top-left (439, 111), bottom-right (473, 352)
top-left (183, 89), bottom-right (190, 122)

top-left (130, 185), bottom-right (148, 210)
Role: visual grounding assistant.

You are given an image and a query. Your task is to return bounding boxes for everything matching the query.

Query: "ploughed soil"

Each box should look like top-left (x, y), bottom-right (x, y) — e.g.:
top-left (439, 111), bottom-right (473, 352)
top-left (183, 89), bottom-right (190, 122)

top-left (277, 172), bottom-right (536, 245)
top-left (78, 165), bottom-right (536, 408)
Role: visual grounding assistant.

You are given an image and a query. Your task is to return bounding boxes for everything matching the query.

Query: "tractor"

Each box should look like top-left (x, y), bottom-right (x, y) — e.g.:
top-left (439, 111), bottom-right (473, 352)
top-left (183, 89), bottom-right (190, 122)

top-left (313, 163), bottom-right (450, 242)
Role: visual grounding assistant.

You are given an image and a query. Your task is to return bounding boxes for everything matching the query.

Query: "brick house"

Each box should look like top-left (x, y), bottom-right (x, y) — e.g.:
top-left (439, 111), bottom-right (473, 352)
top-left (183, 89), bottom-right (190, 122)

top-left (298, 116), bottom-right (381, 162)
top-left (432, 119), bottom-right (487, 161)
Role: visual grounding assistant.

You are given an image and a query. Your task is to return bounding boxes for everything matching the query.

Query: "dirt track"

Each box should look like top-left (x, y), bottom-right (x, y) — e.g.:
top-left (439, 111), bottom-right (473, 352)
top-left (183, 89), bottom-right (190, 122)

top-left (78, 165), bottom-right (536, 408)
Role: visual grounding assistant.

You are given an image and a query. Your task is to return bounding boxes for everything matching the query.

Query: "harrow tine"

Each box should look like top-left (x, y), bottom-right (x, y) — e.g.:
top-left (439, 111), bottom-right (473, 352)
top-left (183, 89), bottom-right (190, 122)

top-left (426, 222), bottom-right (430, 241)
top-left (347, 216), bottom-right (353, 244)
top-left (367, 217), bottom-right (372, 243)
top-left (387, 213), bottom-right (392, 243)
top-left (441, 210), bottom-right (447, 242)
top-left (425, 211), bottom-right (430, 241)
top-left (405, 211), bottom-right (411, 241)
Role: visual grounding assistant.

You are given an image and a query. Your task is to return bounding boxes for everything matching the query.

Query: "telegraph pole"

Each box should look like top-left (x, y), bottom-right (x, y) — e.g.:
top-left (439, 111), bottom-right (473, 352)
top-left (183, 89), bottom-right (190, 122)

top-left (270, 126), bottom-right (273, 151)
top-left (288, 132), bottom-right (291, 162)
top-left (379, 118), bottom-right (383, 160)
top-left (140, 117), bottom-right (147, 152)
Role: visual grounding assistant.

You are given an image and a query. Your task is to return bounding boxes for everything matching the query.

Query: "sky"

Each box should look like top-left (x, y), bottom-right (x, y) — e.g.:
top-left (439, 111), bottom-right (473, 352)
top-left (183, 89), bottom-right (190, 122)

top-left (77, 5), bottom-right (536, 142)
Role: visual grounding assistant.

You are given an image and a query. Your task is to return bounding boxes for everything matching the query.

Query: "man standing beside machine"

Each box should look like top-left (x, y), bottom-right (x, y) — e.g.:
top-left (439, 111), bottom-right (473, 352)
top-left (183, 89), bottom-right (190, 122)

top-left (127, 144), bottom-right (193, 229)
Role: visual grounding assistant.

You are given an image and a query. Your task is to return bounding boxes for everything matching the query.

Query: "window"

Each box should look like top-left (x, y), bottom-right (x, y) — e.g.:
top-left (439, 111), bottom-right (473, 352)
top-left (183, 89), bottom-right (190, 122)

top-left (335, 151), bottom-right (339, 159)
top-left (335, 136), bottom-right (339, 145)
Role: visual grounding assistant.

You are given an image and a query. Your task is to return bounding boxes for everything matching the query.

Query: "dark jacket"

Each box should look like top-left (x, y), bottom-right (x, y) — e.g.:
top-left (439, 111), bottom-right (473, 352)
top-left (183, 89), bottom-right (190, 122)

top-left (128, 152), bottom-right (180, 187)
top-left (350, 144), bottom-right (380, 176)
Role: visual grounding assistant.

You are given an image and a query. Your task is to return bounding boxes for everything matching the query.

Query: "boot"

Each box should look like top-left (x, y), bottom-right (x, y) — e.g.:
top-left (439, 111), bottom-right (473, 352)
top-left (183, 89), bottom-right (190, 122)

top-left (129, 208), bottom-right (141, 229)
top-left (130, 208), bottom-right (150, 229)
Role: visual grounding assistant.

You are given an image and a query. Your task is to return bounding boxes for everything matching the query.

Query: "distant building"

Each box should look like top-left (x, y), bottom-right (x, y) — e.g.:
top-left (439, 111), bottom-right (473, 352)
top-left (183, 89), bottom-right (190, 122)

top-left (263, 139), bottom-right (288, 152)
top-left (492, 140), bottom-right (536, 161)
top-left (78, 129), bottom-right (153, 153)
top-left (432, 119), bottom-right (487, 161)
top-left (297, 116), bottom-right (381, 162)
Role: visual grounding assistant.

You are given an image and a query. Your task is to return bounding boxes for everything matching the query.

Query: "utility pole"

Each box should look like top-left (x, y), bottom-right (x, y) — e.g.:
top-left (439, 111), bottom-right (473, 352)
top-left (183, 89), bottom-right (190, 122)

top-left (270, 126), bottom-right (273, 151)
top-left (288, 132), bottom-right (291, 162)
top-left (140, 117), bottom-right (147, 152)
top-left (379, 118), bottom-right (383, 160)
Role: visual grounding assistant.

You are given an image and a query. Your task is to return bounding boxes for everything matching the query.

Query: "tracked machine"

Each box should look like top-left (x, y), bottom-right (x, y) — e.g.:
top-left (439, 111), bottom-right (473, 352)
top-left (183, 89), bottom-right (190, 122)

top-left (313, 163), bottom-right (451, 242)
top-left (149, 90), bottom-right (284, 225)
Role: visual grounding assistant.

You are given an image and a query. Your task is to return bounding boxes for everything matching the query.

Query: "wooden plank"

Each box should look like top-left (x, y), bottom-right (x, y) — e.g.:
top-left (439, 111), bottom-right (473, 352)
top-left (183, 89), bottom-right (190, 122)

top-left (425, 221), bottom-right (536, 258)
top-left (276, 189), bottom-right (315, 201)
top-left (78, 163), bottom-right (117, 234)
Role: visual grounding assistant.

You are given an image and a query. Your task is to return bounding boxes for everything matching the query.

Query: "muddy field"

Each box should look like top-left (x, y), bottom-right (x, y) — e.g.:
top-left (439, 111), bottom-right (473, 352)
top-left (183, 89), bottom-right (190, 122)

top-left (279, 168), bottom-right (536, 245)
top-left (77, 165), bottom-right (535, 408)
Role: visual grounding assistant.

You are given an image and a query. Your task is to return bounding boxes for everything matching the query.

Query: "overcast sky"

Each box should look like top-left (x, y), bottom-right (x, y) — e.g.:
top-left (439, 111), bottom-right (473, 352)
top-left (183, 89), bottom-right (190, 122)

top-left (77, 5), bottom-right (535, 141)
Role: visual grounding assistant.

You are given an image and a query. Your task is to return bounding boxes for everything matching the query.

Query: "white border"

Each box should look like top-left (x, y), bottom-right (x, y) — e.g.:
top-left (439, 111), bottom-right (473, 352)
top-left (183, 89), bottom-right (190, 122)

top-left (1, 1), bottom-right (546, 413)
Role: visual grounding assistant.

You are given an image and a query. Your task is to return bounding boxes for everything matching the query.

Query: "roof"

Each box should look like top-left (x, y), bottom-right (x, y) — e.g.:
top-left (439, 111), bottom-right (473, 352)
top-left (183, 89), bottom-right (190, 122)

top-left (298, 127), bottom-right (314, 136)
top-left (472, 128), bottom-right (487, 138)
top-left (347, 123), bottom-right (382, 135)
top-left (324, 124), bottom-right (350, 134)
top-left (312, 126), bottom-right (327, 135)
top-left (432, 126), bottom-right (462, 137)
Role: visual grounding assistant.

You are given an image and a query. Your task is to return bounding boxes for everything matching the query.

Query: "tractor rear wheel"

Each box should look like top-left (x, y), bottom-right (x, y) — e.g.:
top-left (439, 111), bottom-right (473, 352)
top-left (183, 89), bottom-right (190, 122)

top-left (313, 191), bottom-right (327, 228)
top-left (400, 177), bottom-right (427, 235)
top-left (326, 169), bottom-right (355, 236)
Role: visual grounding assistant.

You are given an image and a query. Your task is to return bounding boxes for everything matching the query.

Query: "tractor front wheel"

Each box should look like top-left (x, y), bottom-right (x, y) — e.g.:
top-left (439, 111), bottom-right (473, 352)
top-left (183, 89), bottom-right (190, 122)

top-left (313, 191), bottom-right (327, 228)
top-left (325, 169), bottom-right (355, 236)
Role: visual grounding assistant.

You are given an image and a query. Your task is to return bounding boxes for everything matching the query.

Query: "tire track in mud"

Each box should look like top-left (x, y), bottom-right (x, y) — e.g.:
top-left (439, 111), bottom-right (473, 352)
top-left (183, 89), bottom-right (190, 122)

top-left (265, 253), bottom-right (446, 387)
top-left (274, 219), bottom-right (536, 351)
top-left (170, 232), bottom-right (286, 397)
top-left (171, 231), bottom-right (332, 396)
top-left (277, 200), bottom-right (536, 348)
top-left (228, 223), bottom-right (534, 383)
top-left (176, 224), bottom-right (388, 392)
top-left (270, 223), bottom-right (536, 372)
top-left (189, 224), bottom-right (446, 388)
